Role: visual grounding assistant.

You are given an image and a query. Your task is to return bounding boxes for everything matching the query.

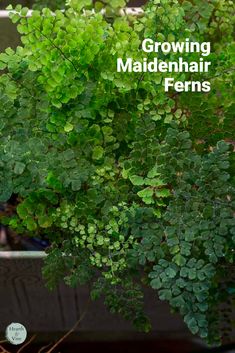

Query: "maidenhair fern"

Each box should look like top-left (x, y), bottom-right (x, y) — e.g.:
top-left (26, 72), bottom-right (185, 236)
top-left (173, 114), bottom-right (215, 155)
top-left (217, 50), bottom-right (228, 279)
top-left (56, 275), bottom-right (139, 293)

top-left (0, 0), bottom-right (234, 344)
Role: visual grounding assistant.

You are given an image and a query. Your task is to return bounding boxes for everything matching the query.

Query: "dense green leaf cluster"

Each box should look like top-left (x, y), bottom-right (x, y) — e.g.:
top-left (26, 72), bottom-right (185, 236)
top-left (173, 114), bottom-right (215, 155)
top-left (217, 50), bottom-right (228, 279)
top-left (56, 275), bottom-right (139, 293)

top-left (0, 0), bottom-right (234, 343)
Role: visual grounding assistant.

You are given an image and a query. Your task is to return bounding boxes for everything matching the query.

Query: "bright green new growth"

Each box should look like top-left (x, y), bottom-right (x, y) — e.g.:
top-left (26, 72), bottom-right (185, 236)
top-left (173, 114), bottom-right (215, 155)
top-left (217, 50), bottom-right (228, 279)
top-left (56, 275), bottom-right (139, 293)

top-left (0, 0), bottom-right (234, 343)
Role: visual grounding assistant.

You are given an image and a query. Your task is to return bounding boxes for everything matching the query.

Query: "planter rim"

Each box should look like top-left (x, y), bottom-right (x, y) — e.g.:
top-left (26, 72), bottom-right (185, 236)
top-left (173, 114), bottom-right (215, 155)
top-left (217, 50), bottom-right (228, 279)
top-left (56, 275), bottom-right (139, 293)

top-left (0, 7), bottom-right (143, 18)
top-left (0, 250), bottom-right (46, 258)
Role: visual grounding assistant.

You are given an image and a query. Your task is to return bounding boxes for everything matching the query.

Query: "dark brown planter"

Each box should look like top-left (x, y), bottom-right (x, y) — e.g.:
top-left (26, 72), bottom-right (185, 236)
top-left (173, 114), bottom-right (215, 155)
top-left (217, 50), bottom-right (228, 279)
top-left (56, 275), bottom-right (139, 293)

top-left (0, 251), bottom-right (196, 343)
